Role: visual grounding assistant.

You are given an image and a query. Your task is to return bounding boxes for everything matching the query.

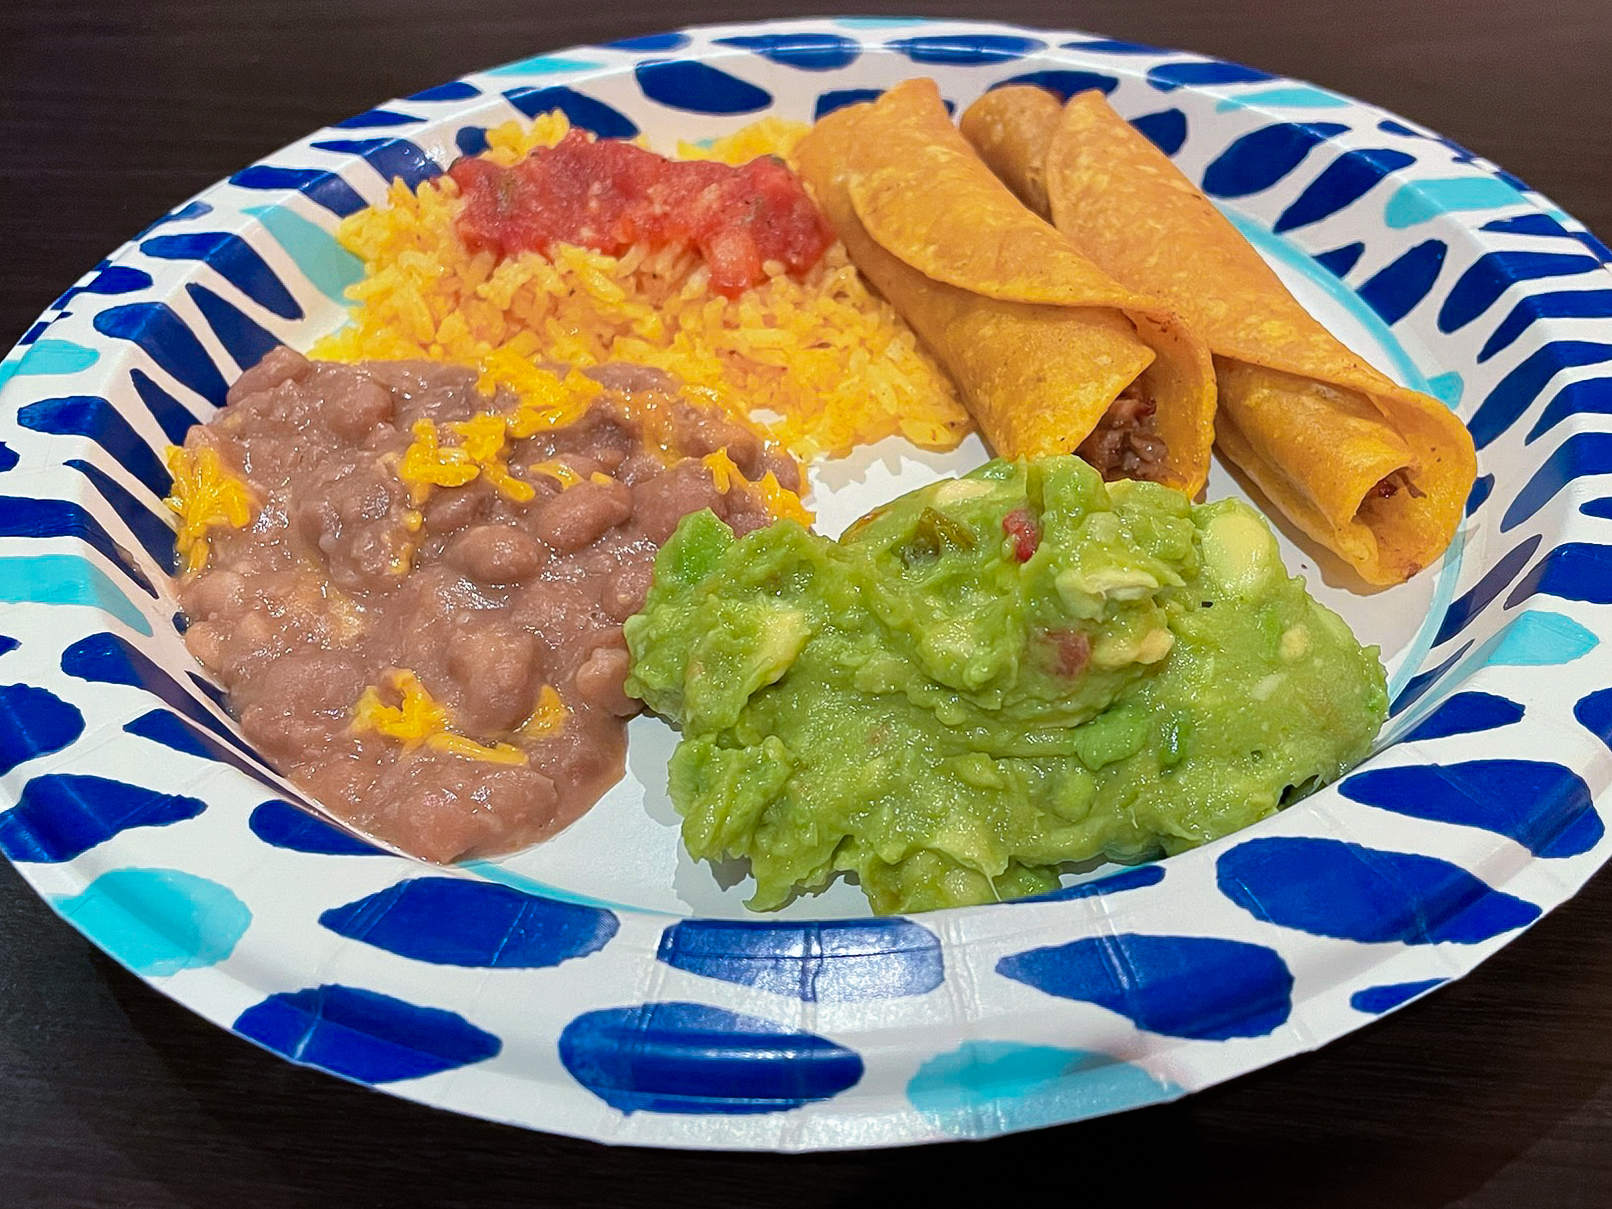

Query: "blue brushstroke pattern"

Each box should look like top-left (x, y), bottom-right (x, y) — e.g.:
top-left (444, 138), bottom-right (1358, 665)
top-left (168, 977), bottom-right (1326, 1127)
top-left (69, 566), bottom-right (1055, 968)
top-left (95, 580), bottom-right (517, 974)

top-left (308, 138), bottom-right (441, 190)
top-left (996, 934), bottom-right (1292, 1040)
top-left (815, 88), bottom-right (884, 120)
top-left (1274, 149), bottom-right (1416, 233)
top-left (1401, 691), bottom-right (1524, 742)
top-left (92, 302), bottom-right (229, 406)
top-left (1357, 240), bottom-right (1448, 325)
top-left (1147, 60), bottom-right (1273, 91)
top-left (455, 126), bottom-right (489, 157)
top-left (1574, 686), bottom-right (1612, 754)
top-left (61, 632), bottom-right (260, 760)
top-left (1390, 640), bottom-right (1472, 717)
top-left (0, 636), bottom-right (18, 657)
top-left (130, 369), bottom-right (201, 444)
top-left (1439, 251), bottom-right (1603, 334)
top-left (1506, 542), bottom-right (1612, 607)
top-left (1468, 473), bottom-right (1495, 515)
top-left (1470, 342), bottom-right (1612, 449)
top-left (1479, 290), bottom-right (1612, 363)
top-left (1313, 241), bottom-right (1365, 278)
top-left (140, 232), bottom-right (303, 320)
top-left (121, 708), bottom-right (304, 805)
top-left (559, 1001), bottom-right (862, 1114)
top-left (248, 798), bottom-right (386, 856)
top-left (1218, 837), bottom-right (1540, 943)
top-left (1129, 108), bottom-right (1188, 157)
top-left (1026, 863), bottom-right (1166, 903)
top-left (0, 684), bottom-right (85, 775)
top-left (332, 108), bottom-right (422, 129)
top-left (0, 773), bottom-right (207, 863)
top-left (234, 985), bottom-right (501, 1084)
top-left (0, 555), bottom-right (154, 637)
top-left (1350, 979), bottom-right (1446, 1014)
top-left (1341, 759), bottom-right (1601, 858)
top-left (634, 60), bottom-right (771, 115)
top-left (1584, 496), bottom-right (1612, 521)
top-left (65, 457), bottom-right (180, 576)
top-left (53, 868), bottom-right (251, 977)
top-left (407, 81), bottom-right (481, 101)
top-left (51, 265), bottom-right (155, 312)
top-left (1482, 212), bottom-right (1612, 261)
top-left (18, 396), bottom-right (170, 496)
top-left (886, 34), bottom-right (1046, 64)
top-left (1502, 433), bottom-right (1612, 531)
top-left (1532, 378), bottom-right (1612, 447)
top-left (714, 33), bottom-right (859, 70)
top-left (0, 495), bottom-right (160, 596)
top-left (228, 165), bottom-right (367, 218)
top-left (502, 86), bottom-right (638, 137)
top-left (1201, 122), bottom-right (1349, 198)
top-left (319, 876), bottom-right (618, 968)
top-left (907, 1041), bottom-right (1178, 1137)
top-left (657, 918), bottom-right (942, 1001)
top-left (992, 70), bottom-right (1119, 100)
top-left (607, 32), bottom-right (689, 50)
top-left (1059, 38), bottom-right (1162, 54)
top-left (185, 283), bottom-right (281, 372)
top-left (241, 204), bottom-right (366, 308)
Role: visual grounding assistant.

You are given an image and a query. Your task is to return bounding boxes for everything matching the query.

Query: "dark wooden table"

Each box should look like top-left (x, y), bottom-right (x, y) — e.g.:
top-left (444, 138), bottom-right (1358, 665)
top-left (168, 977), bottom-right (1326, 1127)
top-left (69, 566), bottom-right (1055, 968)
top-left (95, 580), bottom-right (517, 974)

top-left (6, 1), bottom-right (1612, 1204)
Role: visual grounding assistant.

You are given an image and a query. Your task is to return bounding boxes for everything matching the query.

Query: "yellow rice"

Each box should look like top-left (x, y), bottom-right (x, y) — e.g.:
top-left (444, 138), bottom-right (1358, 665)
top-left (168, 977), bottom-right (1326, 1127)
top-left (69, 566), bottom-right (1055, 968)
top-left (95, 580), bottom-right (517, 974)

top-left (311, 113), bottom-right (972, 459)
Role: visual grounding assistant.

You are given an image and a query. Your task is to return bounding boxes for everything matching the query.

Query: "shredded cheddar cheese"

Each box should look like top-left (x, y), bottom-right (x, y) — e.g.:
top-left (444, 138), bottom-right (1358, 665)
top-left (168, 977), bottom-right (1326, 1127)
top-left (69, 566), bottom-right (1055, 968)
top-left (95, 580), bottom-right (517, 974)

top-left (351, 669), bottom-right (450, 747)
top-left (448, 413), bottom-right (535, 503)
top-left (478, 352), bottom-right (603, 437)
top-left (397, 419), bottom-right (478, 503)
top-left (521, 684), bottom-right (570, 738)
top-left (701, 450), bottom-right (814, 526)
top-left (351, 669), bottom-right (532, 764)
top-left (164, 444), bottom-right (254, 573)
top-left (529, 459), bottom-right (583, 488)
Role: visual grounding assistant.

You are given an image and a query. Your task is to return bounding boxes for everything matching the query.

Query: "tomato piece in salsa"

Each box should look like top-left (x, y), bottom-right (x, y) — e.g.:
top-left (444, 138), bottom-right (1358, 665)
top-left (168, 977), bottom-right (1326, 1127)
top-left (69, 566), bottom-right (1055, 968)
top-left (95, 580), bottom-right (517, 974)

top-left (449, 130), bottom-right (835, 298)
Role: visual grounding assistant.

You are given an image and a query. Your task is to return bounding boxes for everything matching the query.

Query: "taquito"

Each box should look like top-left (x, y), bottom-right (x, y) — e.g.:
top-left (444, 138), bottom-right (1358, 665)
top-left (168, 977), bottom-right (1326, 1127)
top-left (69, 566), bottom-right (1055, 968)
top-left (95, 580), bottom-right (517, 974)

top-left (795, 79), bottom-right (1216, 496)
top-left (961, 86), bottom-right (1477, 584)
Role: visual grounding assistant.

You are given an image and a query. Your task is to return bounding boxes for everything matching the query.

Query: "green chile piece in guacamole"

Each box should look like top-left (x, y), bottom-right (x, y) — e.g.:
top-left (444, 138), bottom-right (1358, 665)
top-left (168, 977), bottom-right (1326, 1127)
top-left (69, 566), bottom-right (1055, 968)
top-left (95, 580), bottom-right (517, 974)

top-left (624, 456), bottom-right (1388, 915)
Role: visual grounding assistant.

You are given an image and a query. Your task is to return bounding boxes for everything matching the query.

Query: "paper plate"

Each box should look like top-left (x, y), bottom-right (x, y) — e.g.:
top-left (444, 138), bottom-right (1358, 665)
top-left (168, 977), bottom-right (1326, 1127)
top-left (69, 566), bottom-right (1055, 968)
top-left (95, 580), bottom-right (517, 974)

top-left (2, 17), bottom-right (1610, 1150)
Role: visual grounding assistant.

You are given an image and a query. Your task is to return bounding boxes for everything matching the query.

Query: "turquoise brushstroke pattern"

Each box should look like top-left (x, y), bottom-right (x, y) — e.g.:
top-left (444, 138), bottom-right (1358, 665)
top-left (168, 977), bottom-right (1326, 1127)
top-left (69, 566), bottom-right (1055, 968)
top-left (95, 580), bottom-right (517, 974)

top-left (1427, 370), bottom-right (1465, 406)
top-left (0, 554), bottom-right (153, 636)
top-left (51, 868), bottom-right (251, 977)
top-left (907, 1041), bottom-right (1180, 1136)
top-left (462, 859), bottom-right (656, 914)
top-left (0, 339), bottom-right (102, 392)
top-left (242, 205), bottom-right (365, 305)
top-left (1385, 178), bottom-right (1531, 229)
top-left (1215, 85), bottom-right (1350, 112)
top-left (1483, 610), bottom-right (1598, 666)
top-left (483, 55), bottom-right (605, 76)
top-left (1226, 211), bottom-right (1465, 700)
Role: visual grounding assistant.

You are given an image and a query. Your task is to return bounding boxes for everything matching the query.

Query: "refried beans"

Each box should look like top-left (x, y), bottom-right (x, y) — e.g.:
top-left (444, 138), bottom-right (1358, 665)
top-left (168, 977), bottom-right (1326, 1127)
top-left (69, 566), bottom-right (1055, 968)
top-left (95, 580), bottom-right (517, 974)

top-left (171, 347), bottom-right (800, 862)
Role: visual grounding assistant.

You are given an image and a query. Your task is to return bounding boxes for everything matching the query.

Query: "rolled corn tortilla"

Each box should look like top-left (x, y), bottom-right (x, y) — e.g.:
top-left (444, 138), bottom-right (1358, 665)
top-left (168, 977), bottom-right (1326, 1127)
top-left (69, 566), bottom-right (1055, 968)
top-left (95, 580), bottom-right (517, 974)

top-left (795, 79), bottom-right (1216, 496)
top-left (961, 86), bottom-right (1477, 585)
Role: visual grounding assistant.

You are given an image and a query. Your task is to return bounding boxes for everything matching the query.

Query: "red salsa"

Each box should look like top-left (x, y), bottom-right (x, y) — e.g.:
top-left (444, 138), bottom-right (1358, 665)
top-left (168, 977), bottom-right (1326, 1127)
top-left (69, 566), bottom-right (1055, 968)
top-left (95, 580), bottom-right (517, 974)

top-left (449, 130), bottom-right (835, 298)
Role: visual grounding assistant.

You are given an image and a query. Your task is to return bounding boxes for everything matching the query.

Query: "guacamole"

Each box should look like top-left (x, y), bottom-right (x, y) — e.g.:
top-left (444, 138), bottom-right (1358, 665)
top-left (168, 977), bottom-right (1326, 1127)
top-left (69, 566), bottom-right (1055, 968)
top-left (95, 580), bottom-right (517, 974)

top-left (625, 457), bottom-right (1387, 915)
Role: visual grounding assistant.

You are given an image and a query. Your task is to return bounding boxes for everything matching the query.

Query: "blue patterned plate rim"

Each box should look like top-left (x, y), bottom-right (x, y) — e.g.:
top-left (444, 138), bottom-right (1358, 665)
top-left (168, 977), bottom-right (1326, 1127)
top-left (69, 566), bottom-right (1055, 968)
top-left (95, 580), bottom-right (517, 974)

top-left (1, 16), bottom-right (1611, 1150)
